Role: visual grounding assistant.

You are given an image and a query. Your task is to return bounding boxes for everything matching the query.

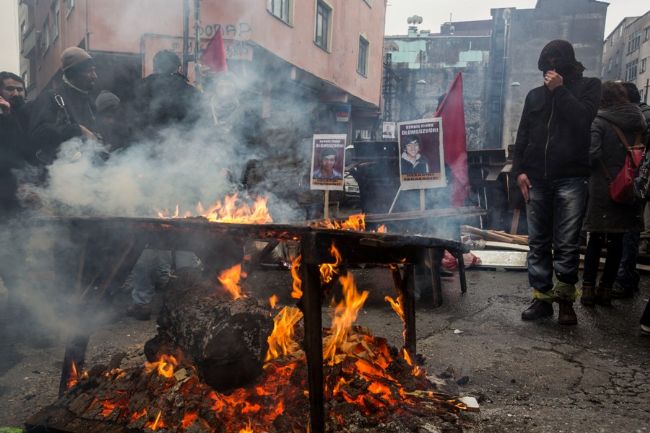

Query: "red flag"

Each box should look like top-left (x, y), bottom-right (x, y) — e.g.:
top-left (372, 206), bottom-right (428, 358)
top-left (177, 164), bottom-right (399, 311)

top-left (434, 73), bottom-right (469, 207)
top-left (201, 31), bottom-right (228, 73)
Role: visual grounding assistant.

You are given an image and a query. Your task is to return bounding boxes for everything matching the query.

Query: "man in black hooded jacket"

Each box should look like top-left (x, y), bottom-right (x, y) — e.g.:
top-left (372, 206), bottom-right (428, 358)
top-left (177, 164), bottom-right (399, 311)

top-left (513, 40), bottom-right (601, 325)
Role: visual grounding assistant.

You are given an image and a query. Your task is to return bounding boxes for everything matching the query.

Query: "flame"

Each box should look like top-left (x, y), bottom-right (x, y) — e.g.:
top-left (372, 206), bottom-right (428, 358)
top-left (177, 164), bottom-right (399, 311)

top-left (239, 420), bottom-right (254, 433)
top-left (204, 194), bottom-right (272, 224)
top-left (268, 294), bottom-right (279, 309)
top-left (318, 213), bottom-right (366, 231)
top-left (130, 408), bottom-right (147, 422)
top-left (66, 361), bottom-right (88, 390)
top-left (402, 349), bottom-right (424, 377)
top-left (323, 272), bottom-right (369, 364)
top-left (265, 306), bottom-right (304, 362)
top-left (319, 243), bottom-right (342, 284)
top-left (290, 255), bottom-right (302, 299)
top-left (100, 400), bottom-right (117, 417)
top-left (144, 354), bottom-right (178, 379)
top-left (377, 224), bottom-right (388, 233)
top-left (218, 264), bottom-right (247, 300)
top-left (181, 412), bottom-right (198, 428)
top-left (384, 294), bottom-right (405, 322)
top-left (157, 193), bottom-right (272, 224)
top-left (145, 410), bottom-right (165, 430)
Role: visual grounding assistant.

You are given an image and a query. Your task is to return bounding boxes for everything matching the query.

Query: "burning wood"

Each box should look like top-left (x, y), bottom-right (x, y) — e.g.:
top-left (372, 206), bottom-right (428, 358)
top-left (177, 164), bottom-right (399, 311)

top-left (157, 193), bottom-right (273, 224)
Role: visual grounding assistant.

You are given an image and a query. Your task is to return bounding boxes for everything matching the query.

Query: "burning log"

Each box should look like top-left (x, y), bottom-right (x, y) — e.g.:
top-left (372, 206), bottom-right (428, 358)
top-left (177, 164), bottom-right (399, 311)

top-left (146, 271), bottom-right (274, 391)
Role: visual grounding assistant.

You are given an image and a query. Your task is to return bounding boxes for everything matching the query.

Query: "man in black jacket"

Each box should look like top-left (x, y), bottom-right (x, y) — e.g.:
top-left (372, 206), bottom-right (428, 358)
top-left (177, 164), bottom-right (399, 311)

top-left (29, 47), bottom-right (98, 167)
top-left (513, 40), bottom-right (601, 325)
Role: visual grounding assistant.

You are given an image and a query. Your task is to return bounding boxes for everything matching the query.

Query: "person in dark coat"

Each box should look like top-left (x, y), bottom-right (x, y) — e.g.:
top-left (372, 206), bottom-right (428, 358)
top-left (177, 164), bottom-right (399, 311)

top-left (513, 40), bottom-right (601, 326)
top-left (135, 50), bottom-right (201, 136)
top-left (0, 72), bottom-right (29, 217)
top-left (28, 47), bottom-right (98, 167)
top-left (580, 81), bottom-right (647, 307)
top-left (611, 82), bottom-right (650, 299)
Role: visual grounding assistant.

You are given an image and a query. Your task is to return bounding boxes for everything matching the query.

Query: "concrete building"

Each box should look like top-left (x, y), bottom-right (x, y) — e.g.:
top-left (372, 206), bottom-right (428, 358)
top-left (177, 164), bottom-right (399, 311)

top-left (383, 20), bottom-right (492, 150)
top-left (17, 0), bottom-right (386, 138)
top-left (0, 0), bottom-right (20, 74)
top-left (602, 10), bottom-right (650, 102)
top-left (485, 0), bottom-right (608, 150)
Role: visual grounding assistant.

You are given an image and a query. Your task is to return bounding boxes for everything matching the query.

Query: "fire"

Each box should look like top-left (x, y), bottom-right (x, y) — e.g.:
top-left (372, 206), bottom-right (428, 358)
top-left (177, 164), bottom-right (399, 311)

top-left (239, 420), bottom-right (254, 433)
top-left (319, 243), bottom-right (342, 284)
top-left (377, 224), bottom-right (387, 233)
top-left (323, 272), bottom-right (369, 364)
top-left (318, 213), bottom-right (366, 231)
top-left (130, 408), bottom-right (147, 422)
top-left (145, 410), bottom-right (165, 430)
top-left (218, 264), bottom-right (247, 300)
top-left (265, 306), bottom-right (304, 362)
top-left (203, 194), bottom-right (272, 224)
top-left (268, 294), bottom-right (279, 309)
top-left (290, 255), bottom-right (302, 299)
top-left (144, 354), bottom-right (178, 378)
top-left (100, 400), bottom-right (117, 417)
top-left (157, 193), bottom-right (273, 224)
top-left (181, 412), bottom-right (198, 428)
top-left (384, 293), bottom-right (405, 322)
top-left (66, 361), bottom-right (88, 390)
top-left (402, 349), bottom-right (424, 377)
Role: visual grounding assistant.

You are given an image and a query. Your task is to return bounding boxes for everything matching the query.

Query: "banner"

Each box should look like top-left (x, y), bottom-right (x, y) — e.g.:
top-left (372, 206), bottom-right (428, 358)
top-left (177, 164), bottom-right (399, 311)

top-left (310, 134), bottom-right (347, 191)
top-left (397, 118), bottom-right (445, 190)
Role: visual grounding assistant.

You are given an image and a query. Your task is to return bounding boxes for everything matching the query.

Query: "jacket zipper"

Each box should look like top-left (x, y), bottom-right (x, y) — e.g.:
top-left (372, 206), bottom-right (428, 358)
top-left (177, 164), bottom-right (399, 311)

top-left (544, 99), bottom-right (555, 179)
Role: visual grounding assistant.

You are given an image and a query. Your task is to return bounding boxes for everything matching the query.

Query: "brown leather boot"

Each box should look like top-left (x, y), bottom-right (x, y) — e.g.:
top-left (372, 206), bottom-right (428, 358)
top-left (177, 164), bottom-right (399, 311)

top-left (580, 282), bottom-right (595, 307)
top-left (558, 301), bottom-right (577, 326)
top-left (595, 285), bottom-right (611, 307)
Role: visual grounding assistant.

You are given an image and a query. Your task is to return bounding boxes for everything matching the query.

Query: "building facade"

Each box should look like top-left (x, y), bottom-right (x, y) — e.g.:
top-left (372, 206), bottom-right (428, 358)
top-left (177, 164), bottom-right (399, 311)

top-left (602, 11), bottom-right (650, 102)
top-left (18, 0), bottom-right (386, 138)
top-left (485, 0), bottom-right (608, 150)
top-left (383, 20), bottom-right (492, 150)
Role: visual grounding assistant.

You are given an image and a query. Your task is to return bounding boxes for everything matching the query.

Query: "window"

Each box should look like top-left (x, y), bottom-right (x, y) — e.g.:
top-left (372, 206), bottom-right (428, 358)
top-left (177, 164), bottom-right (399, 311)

top-left (645, 27), bottom-right (649, 42)
top-left (43, 18), bottom-right (50, 54)
top-left (21, 21), bottom-right (26, 39)
top-left (627, 32), bottom-right (641, 54)
top-left (65, 0), bottom-right (75, 17)
top-left (51, 1), bottom-right (60, 42)
top-left (357, 35), bottom-right (369, 76)
top-left (625, 59), bottom-right (639, 81)
top-left (267, 0), bottom-right (292, 25)
top-left (315, 0), bottom-right (332, 51)
top-left (642, 58), bottom-right (647, 74)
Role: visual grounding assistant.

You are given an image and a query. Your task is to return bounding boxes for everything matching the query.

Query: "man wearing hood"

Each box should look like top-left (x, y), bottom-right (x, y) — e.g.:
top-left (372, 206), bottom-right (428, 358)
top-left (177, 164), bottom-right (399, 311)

top-left (29, 47), bottom-right (98, 167)
top-left (513, 40), bottom-right (601, 325)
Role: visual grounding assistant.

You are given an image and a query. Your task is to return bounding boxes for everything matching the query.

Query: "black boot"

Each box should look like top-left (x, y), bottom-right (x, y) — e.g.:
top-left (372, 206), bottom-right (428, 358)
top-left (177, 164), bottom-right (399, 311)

top-left (580, 282), bottom-right (595, 307)
top-left (595, 285), bottom-right (612, 307)
top-left (558, 301), bottom-right (578, 326)
top-left (521, 299), bottom-right (554, 321)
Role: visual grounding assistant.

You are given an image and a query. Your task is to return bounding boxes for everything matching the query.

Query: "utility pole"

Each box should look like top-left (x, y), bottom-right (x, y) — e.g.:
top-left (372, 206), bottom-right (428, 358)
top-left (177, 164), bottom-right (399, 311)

top-left (182, 0), bottom-right (190, 76)
top-left (194, 0), bottom-right (201, 87)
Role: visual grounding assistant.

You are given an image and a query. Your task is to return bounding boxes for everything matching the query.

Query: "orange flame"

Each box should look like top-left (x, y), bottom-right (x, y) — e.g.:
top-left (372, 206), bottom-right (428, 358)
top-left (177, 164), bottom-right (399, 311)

top-left (323, 272), bottom-right (369, 364)
top-left (239, 420), bottom-right (254, 433)
top-left (181, 412), bottom-right (198, 428)
top-left (319, 243), bottom-right (342, 284)
top-left (157, 193), bottom-right (272, 224)
top-left (377, 224), bottom-right (388, 233)
top-left (265, 306), bottom-right (304, 362)
top-left (145, 410), bottom-right (165, 430)
top-left (318, 213), bottom-right (366, 231)
top-left (218, 264), bottom-right (246, 300)
top-left (290, 255), bottom-right (302, 299)
top-left (66, 361), bottom-right (79, 390)
top-left (268, 294), bottom-right (279, 309)
top-left (384, 294), bottom-right (405, 322)
top-left (402, 348), bottom-right (423, 377)
top-left (130, 408), bottom-right (147, 422)
top-left (204, 194), bottom-right (272, 224)
top-left (100, 400), bottom-right (117, 417)
top-left (144, 354), bottom-right (178, 379)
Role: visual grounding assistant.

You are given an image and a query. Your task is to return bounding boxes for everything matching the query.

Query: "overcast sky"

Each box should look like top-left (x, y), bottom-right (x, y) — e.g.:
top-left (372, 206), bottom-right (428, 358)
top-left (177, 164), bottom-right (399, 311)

top-left (385, 0), bottom-right (650, 37)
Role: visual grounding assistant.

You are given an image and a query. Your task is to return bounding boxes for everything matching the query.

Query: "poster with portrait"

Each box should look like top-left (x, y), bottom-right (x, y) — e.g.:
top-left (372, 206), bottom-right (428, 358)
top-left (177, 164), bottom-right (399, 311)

top-left (397, 118), bottom-right (445, 190)
top-left (310, 134), bottom-right (347, 191)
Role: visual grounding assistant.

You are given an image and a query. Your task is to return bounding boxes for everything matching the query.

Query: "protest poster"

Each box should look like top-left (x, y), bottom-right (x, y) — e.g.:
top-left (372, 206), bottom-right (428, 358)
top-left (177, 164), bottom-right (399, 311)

top-left (397, 118), bottom-right (445, 190)
top-left (310, 134), bottom-right (347, 191)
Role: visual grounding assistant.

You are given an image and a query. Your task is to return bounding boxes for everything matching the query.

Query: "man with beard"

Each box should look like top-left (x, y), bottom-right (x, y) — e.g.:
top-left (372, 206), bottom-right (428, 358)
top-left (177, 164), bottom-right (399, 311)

top-left (29, 47), bottom-right (98, 167)
top-left (0, 72), bottom-right (29, 217)
top-left (513, 40), bottom-right (601, 326)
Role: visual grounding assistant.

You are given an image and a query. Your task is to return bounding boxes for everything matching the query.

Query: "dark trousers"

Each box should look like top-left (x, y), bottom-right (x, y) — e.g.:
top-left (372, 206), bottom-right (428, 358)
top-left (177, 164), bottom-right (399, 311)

top-left (583, 232), bottom-right (624, 288)
top-left (615, 231), bottom-right (640, 291)
top-left (641, 300), bottom-right (650, 326)
top-left (525, 177), bottom-right (588, 292)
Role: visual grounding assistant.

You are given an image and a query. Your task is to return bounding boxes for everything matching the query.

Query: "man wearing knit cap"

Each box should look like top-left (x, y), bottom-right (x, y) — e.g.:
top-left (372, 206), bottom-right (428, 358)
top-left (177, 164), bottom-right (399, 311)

top-left (512, 40), bottom-right (601, 326)
top-left (28, 46), bottom-right (99, 166)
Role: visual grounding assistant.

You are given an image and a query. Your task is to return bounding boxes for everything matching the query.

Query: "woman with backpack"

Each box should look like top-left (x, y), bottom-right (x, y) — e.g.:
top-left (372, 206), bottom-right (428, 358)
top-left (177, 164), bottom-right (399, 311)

top-left (581, 81), bottom-right (647, 308)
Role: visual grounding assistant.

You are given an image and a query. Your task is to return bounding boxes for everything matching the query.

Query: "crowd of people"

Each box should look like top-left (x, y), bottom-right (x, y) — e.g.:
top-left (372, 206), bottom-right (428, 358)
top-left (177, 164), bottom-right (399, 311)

top-left (0, 46), bottom-right (203, 320)
top-left (513, 39), bottom-right (650, 334)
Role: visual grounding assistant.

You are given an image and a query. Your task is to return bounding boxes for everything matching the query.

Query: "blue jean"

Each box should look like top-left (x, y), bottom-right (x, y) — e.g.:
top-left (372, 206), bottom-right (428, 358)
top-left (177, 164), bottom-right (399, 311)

top-left (525, 177), bottom-right (588, 293)
top-left (615, 231), bottom-right (640, 291)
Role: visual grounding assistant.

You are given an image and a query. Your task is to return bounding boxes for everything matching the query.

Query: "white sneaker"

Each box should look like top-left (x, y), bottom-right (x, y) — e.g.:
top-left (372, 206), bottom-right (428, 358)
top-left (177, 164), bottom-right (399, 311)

top-left (641, 324), bottom-right (650, 336)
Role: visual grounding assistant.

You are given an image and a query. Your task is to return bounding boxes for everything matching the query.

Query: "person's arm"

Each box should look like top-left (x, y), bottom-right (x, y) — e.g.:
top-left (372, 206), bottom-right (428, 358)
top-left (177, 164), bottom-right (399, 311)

top-left (552, 78), bottom-right (602, 131)
top-left (513, 94), bottom-right (533, 202)
top-left (29, 93), bottom-right (81, 152)
top-left (589, 118), bottom-right (605, 167)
